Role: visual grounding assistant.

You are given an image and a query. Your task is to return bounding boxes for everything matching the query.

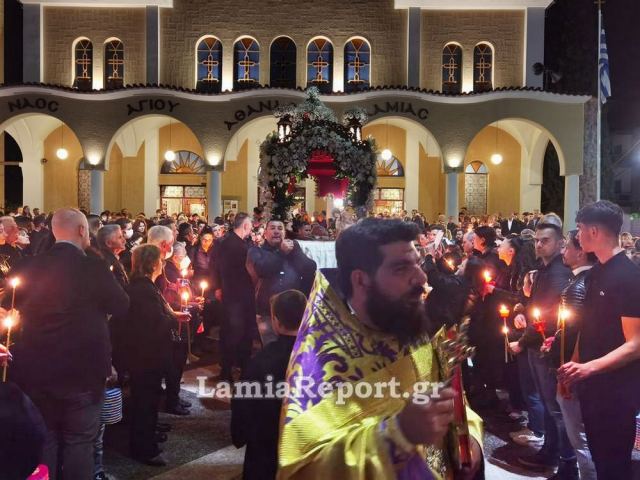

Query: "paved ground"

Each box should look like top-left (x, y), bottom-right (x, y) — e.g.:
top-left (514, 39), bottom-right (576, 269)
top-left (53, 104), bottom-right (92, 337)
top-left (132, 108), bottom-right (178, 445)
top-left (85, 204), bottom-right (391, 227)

top-left (102, 350), bottom-right (639, 480)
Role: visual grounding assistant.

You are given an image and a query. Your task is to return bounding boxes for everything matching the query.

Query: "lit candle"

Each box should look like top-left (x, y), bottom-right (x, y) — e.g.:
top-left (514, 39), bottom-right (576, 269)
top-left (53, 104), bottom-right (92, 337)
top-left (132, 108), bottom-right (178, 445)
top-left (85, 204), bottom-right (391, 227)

top-left (199, 280), bottom-right (208, 298)
top-left (558, 307), bottom-right (571, 366)
top-left (532, 307), bottom-right (546, 340)
top-left (446, 259), bottom-right (455, 271)
top-left (9, 277), bottom-right (20, 312)
top-left (483, 270), bottom-right (492, 283)
top-left (181, 268), bottom-right (188, 279)
top-left (181, 291), bottom-right (190, 311)
top-left (499, 305), bottom-right (510, 362)
top-left (2, 315), bottom-right (15, 382)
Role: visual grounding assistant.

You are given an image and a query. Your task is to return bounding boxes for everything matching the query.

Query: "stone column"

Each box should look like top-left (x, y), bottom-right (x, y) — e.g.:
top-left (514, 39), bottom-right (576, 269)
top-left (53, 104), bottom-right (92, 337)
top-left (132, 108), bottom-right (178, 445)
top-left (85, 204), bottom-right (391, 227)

top-left (146, 6), bottom-right (160, 84)
top-left (445, 171), bottom-right (459, 219)
top-left (407, 7), bottom-right (421, 88)
top-left (90, 169), bottom-right (104, 214)
top-left (207, 169), bottom-right (222, 220)
top-left (564, 174), bottom-right (580, 231)
top-left (23, 3), bottom-right (42, 82)
top-left (524, 7), bottom-right (545, 88)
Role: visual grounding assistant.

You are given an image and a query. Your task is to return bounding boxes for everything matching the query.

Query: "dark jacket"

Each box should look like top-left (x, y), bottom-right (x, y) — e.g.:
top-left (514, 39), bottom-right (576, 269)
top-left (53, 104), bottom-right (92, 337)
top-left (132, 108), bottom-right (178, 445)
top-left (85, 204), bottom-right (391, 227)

top-left (246, 241), bottom-right (317, 316)
top-left (213, 232), bottom-right (255, 306)
top-left (518, 253), bottom-right (572, 349)
top-left (99, 248), bottom-right (129, 290)
top-left (9, 242), bottom-right (129, 395)
top-left (116, 277), bottom-right (175, 374)
top-left (190, 244), bottom-right (214, 282)
top-left (547, 268), bottom-right (590, 367)
top-left (500, 218), bottom-right (525, 235)
top-left (231, 334), bottom-right (297, 480)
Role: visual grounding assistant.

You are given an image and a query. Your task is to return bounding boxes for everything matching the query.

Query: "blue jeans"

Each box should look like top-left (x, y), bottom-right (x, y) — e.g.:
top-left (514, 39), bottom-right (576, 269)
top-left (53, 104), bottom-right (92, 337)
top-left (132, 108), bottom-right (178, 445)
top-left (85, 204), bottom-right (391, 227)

top-left (30, 390), bottom-right (104, 480)
top-left (516, 349), bottom-right (544, 436)
top-left (556, 392), bottom-right (596, 480)
top-left (527, 349), bottom-right (576, 462)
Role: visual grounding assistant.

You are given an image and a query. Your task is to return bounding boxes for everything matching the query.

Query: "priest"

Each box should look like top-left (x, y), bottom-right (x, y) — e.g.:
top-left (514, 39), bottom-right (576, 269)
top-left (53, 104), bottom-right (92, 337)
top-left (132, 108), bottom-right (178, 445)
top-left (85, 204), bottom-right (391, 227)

top-left (278, 218), bottom-right (483, 479)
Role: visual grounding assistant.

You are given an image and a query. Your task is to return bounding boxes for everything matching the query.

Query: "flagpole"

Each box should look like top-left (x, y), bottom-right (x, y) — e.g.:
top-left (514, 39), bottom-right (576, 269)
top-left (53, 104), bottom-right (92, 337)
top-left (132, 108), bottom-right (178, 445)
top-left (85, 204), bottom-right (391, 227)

top-left (596, 1), bottom-right (603, 200)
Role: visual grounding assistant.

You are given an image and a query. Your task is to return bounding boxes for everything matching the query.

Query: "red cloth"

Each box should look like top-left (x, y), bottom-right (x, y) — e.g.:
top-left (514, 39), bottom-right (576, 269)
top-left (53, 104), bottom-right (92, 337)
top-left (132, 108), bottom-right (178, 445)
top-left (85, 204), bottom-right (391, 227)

top-left (307, 150), bottom-right (348, 198)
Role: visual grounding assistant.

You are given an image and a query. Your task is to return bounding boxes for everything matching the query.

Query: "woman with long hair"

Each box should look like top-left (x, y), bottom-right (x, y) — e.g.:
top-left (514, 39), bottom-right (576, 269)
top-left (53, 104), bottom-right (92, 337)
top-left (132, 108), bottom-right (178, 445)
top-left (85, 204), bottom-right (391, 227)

top-left (494, 234), bottom-right (545, 447)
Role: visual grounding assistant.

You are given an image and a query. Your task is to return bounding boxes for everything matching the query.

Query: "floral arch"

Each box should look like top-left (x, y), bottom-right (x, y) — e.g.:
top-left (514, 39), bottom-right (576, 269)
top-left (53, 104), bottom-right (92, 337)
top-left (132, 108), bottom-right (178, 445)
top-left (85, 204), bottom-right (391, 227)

top-left (259, 88), bottom-right (378, 220)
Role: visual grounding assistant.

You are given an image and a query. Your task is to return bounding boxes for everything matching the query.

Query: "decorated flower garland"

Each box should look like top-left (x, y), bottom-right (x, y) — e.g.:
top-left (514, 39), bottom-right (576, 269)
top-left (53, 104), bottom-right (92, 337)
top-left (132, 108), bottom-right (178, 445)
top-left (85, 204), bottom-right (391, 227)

top-left (259, 88), bottom-right (377, 220)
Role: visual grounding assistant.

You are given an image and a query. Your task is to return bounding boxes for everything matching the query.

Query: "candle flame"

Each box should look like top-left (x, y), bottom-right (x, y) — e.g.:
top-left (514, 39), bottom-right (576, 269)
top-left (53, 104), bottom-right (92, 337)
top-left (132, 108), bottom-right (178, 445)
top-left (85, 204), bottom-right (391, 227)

top-left (181, 268), bottom-right (189, 278)
top-left (181, 291), bottom-right (190, 301)
top-left (446, 259), bottom-right (455, 270)
top-left (3, 316), bottom-right (14, 329)
top-left (9, 278), bottom-right (20, 288)
top-left (200, 280), bottom-right (209, 291)
top-left (499, 305), bottom-right (510, 316)
top-left (483, 270), bottom-right (492, 283)
top-left (559, 307), bottom-right (571, 322)
top-left (533, 308), bottom-right (541, 320)
top-left (501, 325), bottom-right (509, 335)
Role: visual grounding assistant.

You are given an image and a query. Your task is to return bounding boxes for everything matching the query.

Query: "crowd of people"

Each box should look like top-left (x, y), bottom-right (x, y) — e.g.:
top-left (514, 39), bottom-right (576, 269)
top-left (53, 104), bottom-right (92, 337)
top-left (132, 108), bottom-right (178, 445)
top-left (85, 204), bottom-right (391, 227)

top-left (0, 199), bottom-right (638, 480)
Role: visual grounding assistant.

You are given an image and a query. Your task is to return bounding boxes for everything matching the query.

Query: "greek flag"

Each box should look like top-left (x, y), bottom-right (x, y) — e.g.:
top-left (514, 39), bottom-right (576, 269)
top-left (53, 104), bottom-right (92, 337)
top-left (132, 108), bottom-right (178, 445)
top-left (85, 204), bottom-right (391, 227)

top-left (599, 27), bottom-right (612, 103)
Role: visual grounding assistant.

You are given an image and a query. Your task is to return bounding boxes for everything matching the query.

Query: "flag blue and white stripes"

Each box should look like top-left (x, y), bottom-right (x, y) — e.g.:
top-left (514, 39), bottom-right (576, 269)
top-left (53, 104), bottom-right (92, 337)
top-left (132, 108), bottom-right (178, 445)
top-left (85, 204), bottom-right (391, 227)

top-left (599, 27), bottom-right (612, 104)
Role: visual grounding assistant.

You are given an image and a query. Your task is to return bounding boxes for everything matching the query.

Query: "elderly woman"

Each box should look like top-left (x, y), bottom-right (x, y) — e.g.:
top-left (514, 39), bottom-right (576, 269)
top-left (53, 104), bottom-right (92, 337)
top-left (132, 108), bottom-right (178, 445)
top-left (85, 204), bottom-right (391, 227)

top-left (122, 244), bottom-right (190, 466)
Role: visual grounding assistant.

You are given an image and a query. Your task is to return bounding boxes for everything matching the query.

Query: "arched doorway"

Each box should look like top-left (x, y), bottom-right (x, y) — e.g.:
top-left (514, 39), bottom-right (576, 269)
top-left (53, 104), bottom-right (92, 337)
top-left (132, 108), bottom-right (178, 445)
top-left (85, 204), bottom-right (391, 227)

top-left (0, 114), bottom-right (84, 213)
top-left (541, 142), bottom-right (565, 218)
top-left (105, 115), bottom-right (206, 216)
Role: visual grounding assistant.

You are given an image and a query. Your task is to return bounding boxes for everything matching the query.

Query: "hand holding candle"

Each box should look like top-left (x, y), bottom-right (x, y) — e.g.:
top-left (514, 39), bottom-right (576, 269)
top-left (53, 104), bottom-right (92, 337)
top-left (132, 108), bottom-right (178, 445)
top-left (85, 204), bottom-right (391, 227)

top-left (199, 280), bottom-right (208, 299)
top-left (532, 307), bottom-right (546, 340)
top-left (499, 305), bottom-right (511, 362)
top-left (9, 277), bottom-right (20, 311)
top-left (2, 313), bottom-right (16, 382)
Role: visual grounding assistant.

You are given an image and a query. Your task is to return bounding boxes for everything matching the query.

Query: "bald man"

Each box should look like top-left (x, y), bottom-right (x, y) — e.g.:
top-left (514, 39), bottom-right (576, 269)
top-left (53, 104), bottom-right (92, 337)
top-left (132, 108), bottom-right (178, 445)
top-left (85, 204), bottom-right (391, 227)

top-left (7, 207), bottom-right (129, 480)
top-left (0, 216), bottom-right (24, 280)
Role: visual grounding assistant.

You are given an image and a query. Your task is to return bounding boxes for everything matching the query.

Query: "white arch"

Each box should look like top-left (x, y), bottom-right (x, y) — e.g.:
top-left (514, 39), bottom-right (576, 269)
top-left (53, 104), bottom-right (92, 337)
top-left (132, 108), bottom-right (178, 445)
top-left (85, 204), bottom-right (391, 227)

top-left (105, 115), bottom-right (205, 215)
top-left (223, 115), bottom-right (278, 212)
top-left (0, 114), bottom-right (82, 210)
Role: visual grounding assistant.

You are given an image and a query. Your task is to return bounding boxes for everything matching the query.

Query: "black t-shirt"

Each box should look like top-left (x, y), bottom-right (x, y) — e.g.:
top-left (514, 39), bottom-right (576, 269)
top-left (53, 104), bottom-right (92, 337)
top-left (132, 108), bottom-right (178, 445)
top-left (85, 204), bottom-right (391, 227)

top-left (580, 251), bottom-right (640, 400)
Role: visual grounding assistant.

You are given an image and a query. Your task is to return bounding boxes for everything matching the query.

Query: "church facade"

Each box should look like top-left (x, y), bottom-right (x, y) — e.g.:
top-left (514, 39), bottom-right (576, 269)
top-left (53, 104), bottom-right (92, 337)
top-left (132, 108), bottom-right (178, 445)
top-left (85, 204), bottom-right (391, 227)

top-left (0, 0), bottom-right (595, 227)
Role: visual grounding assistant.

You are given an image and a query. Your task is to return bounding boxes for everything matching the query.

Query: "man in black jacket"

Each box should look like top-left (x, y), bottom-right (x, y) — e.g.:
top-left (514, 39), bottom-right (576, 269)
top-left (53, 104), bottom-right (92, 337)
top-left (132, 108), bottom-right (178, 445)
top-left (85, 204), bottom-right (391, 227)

top-left (213, 212), bottom-right (255, 381)
top-left (231, 289), bottom-right (307, 480)
top-left (246, 219), bottom-right (316, 346)
top-left (8, 208), bottom-right (129, 480)
top-left (500, 212), bottom-right (525, 236)
top-left (510, 221), bottom-right (575, 475)
top-left (95, 224), bottom-right (129, 289)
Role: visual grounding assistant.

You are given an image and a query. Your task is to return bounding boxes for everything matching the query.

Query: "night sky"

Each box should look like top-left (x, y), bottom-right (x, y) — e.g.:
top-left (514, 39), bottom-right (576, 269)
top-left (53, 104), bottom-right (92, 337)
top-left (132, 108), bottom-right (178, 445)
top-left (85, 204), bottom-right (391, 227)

top-left (546, 0), bottom-right (640, 132)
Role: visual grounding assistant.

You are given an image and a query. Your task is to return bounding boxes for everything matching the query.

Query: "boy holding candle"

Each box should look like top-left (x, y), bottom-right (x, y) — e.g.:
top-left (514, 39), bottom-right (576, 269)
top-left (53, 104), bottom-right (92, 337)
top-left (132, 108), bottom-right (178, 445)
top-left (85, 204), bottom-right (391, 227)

top-left (559, 200), bottom-right (640, 480)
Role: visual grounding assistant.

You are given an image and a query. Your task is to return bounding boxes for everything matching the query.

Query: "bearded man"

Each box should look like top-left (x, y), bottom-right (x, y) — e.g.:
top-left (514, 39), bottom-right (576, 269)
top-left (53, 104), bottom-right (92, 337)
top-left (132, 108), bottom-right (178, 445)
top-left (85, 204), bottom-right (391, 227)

top-left (278, 219), bottom-right (482, 479)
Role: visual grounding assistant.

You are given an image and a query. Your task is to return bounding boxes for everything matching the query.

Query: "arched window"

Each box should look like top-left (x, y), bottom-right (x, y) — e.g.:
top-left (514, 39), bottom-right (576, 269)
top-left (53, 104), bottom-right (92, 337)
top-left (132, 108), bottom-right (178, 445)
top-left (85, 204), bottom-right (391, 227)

top-left (73, 39), bottom-right (93, 90)
top-left (442, 43), bottom-right (462, 94)
top-left (270, 37), bottom-right (296, 88)
top-left (344, 38), bottom-right (370, 92)
top-left (307, 38), bottom-right (333, 93)
top-left (376, 154), bottom-right (404, 176)
top-left (465, 161), bottom-right (488, 174)
top-left (161, 151), bottom-right (207, 174)
top-left (233, 37), bottom-right (260, 90)
top-left (104, 39), bottom-right (124, 89)
top-left (196, 36), bottom-right (222, 93)
top-left (473, 43), bottom-right (493, 92)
